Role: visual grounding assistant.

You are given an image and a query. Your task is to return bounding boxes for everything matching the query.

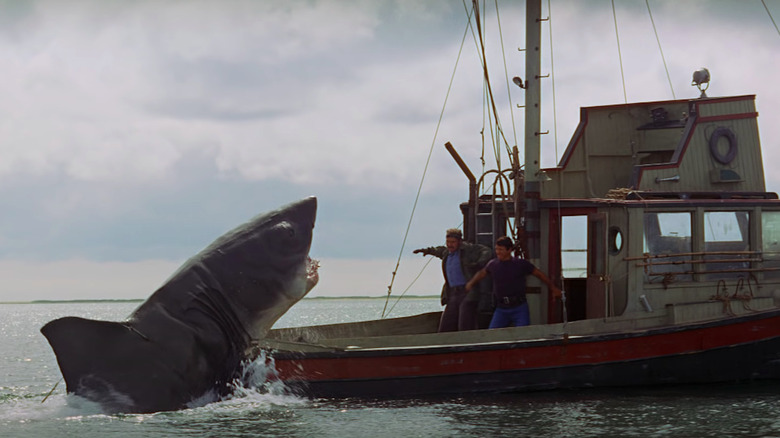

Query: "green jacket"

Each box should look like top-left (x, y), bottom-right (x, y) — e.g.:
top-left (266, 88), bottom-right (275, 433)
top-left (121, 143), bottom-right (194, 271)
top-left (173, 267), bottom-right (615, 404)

top-left (418, 242), bottom-right (491, 305)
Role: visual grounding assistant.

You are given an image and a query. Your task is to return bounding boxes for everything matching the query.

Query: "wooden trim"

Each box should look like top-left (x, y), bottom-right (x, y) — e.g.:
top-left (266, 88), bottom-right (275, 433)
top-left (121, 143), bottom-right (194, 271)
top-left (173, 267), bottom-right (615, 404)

top-left (556, 107), bottom-right (589, 169)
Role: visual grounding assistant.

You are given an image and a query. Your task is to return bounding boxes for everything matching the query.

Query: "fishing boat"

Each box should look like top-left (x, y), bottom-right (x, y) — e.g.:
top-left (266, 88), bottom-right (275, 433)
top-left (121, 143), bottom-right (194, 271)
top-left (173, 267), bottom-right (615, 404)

top-left (255, 0), bottom-right (780, 397)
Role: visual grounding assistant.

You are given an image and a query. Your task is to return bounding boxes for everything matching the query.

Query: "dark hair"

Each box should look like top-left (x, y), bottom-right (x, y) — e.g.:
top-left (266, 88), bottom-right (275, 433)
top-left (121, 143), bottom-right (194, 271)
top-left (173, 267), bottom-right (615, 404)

top-left (445, 228), bottom-right (463, 239)
top-left (496, 236), bottom-right (513, 249)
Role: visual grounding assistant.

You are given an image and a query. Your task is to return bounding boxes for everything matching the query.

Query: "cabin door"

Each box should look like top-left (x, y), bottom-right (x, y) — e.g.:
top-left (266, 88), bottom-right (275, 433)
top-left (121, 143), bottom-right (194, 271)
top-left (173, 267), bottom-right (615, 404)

top-left (586, 213), bottom-right (607, 319)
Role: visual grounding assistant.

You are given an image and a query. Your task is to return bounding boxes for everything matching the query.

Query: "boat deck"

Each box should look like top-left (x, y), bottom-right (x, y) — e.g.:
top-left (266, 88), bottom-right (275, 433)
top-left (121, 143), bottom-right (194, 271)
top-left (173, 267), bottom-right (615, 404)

top-left (257, 295), bottom-right (780, 353)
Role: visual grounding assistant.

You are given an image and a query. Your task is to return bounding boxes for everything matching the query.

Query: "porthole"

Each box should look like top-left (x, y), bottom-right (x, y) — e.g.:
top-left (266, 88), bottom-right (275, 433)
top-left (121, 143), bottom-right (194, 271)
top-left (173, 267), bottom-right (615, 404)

top-left (609, 226), bottom-right (623, 255)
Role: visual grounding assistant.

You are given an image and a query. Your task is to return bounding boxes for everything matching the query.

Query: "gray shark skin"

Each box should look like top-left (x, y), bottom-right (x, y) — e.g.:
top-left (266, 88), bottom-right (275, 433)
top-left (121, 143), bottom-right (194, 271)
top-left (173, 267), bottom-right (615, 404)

top-left (40, 197), bottom-right (318, 413)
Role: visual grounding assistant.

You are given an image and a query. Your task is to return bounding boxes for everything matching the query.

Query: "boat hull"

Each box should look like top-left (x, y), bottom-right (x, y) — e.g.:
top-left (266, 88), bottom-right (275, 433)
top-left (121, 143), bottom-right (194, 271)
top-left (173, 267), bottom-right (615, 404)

top-left (269, 310), bottom-right (780, 397)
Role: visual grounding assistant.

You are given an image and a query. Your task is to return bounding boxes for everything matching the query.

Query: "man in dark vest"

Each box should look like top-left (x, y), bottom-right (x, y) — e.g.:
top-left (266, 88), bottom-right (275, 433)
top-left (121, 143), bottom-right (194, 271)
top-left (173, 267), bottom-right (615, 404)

top-left (414, 228), bottom-right (491, 332)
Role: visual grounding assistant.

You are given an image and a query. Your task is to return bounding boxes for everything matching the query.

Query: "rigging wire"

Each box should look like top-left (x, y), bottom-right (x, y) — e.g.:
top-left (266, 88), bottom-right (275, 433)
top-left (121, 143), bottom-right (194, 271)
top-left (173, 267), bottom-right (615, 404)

top-left (546, 0), bottom-right (559, 165)
top-left (384, 1), bottom-right (516, 317)
top-left (763, 0), bottom-right (780, 38)
top-left (385, 1), bottom-right (513, 317)
top-left (645, 0), bottom-right (676, 99)
top-left (381, 3), bottom-right (475, 318)
top-left (495, 0), bottom-right (520, 156)
top-left (474, 0), bottom-right (518, 238)
top-left (611, 0), bottom-right (628, 103)
top-left (477, 1), bottom-right (502, 171)
top-left (474, 1), bottom-right (501, 171)
top-left (547, 0), bottom-right (565, 313)
top-left (467, 1), bottom-right (489, 175)
top-left (473, 0), bottom-right (514, 168)
top-left (384, 245), bottom-right (437, 315)
top-left (464, 1), bottom-right (503, 179)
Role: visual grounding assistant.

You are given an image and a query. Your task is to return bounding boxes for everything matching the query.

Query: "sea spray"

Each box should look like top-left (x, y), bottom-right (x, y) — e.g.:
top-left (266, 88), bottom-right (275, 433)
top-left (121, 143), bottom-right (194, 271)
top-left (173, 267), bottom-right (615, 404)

top-left (0, 393), bottom-right (106, 424)
top-left (209, 350), bottom-right (307, 410)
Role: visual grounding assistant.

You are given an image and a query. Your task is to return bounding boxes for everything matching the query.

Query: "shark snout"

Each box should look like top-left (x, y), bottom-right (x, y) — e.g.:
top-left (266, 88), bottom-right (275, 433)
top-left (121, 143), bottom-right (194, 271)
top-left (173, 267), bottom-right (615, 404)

top-left (287, 196), bottom-right (317, 230)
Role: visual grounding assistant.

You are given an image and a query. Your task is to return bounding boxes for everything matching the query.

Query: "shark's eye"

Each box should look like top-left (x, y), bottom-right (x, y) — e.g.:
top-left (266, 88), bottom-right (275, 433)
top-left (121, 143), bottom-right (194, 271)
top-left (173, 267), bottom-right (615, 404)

top-left (271, 221), bottom-right (296, 240)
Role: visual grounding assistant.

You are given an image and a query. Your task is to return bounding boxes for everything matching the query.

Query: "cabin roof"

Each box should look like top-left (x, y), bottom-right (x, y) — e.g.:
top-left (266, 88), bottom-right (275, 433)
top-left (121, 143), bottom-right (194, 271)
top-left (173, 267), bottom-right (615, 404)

top-left (540, 95), bottom-right (765, 200)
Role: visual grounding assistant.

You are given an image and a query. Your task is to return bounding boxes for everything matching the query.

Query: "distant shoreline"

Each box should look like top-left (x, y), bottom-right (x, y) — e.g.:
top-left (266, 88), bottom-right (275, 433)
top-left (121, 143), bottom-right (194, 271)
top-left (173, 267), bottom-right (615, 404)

top-left (0, 295), bottom-right (438, 305)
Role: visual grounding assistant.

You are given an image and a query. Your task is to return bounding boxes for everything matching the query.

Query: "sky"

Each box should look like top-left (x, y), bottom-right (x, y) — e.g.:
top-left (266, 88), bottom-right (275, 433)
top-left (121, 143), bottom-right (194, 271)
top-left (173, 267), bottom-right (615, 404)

top-left (0, 0), bottom-right (779, 303)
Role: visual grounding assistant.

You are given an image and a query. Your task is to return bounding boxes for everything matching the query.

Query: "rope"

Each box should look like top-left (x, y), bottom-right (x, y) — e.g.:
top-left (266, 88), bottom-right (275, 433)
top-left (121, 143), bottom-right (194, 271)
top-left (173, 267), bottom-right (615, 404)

top-left (611, 0), bottom-right (628, 103)
top-left (470, 2), bottom-right (490, 174)
top-left (42, 378), bottom-right (62, 403)
top-left (473, 0), bottom-right (514, 168)
top-left (711, 277), bottom-right (757, 315)
top-left (711, 279), bottom-right (734, 315)
top-left (382, 2), bottom-right (475, 318)
top-left (763, 0), bottom-right (780, 38)
top-left (645, 0), bottom-right (675, 99)
top-left (733, 276), bottom-right (755, 311)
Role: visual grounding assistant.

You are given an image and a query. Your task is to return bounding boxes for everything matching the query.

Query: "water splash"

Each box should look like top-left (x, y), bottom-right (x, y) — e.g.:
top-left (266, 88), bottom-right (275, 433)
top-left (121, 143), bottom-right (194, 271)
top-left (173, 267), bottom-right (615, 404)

top-left (1, 352), bottom-right (304, 426)
top-left (163, 349), bottom-right (307, 415)
top-left (214, 350), bottom-right (307, 410)
top-left (0, 393), bottom-right (107, 424)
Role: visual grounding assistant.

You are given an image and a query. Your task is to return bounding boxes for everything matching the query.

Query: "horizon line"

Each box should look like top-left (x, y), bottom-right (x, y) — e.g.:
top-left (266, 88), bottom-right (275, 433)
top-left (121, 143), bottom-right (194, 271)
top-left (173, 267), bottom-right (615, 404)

top-left (0, 295), bottom-right (439, 305)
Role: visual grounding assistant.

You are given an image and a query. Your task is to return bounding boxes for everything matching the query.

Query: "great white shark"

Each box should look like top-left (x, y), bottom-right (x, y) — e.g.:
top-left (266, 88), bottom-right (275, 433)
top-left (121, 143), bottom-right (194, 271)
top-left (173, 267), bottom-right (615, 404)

top-left (40, 197), bottom-right (318, 413)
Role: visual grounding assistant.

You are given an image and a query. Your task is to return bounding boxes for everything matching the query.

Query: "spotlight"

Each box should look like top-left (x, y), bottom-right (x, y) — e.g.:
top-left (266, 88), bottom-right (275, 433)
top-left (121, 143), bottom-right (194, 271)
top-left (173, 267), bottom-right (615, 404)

top-left (691, 68), bottom-right (710, 98)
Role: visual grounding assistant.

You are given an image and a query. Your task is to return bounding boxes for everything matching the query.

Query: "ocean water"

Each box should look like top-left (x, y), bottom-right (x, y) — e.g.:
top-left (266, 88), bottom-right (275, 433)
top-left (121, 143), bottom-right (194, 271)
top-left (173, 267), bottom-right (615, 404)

top-left (3, 298), bottom-right (780, 438)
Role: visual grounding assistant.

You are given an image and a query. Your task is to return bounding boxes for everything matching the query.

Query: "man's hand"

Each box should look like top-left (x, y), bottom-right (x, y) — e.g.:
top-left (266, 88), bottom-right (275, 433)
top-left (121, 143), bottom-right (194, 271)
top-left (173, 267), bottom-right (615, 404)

top-left (413, 248), bottom-right (431, 256)
top-left (465, 269), bottom-right (488, 292)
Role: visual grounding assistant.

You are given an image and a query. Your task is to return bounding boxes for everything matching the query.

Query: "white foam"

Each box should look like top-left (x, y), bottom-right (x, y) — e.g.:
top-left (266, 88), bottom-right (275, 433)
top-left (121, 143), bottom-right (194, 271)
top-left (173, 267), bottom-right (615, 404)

top-left (0, 393), bottom-right (107, 423)
top-left (188, 350), bottom-right (308, 413)
top-left (2, 351), bottom-right (305, 421)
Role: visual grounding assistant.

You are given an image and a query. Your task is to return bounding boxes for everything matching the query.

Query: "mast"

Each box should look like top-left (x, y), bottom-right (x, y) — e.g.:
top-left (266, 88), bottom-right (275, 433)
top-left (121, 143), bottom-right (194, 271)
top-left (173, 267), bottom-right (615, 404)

top-left (523, 0), bottom-right (542, 265)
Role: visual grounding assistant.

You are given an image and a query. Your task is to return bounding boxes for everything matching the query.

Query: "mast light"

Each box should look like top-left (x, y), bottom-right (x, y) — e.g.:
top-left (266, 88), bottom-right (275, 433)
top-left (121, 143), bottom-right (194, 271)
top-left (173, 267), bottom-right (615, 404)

top-left (692, 68), bottom-right (710, 98)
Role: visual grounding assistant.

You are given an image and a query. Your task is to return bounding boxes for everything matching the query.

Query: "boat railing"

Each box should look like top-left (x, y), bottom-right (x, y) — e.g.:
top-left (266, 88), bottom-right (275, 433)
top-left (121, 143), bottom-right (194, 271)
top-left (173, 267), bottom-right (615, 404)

top-left (626, 251), bottom-right (780, 279)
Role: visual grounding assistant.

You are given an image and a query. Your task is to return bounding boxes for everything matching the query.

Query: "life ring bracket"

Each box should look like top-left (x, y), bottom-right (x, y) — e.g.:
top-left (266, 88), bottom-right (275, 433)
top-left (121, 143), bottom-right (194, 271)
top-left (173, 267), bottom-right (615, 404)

top-left (709, 127), bottom-right (737, 165)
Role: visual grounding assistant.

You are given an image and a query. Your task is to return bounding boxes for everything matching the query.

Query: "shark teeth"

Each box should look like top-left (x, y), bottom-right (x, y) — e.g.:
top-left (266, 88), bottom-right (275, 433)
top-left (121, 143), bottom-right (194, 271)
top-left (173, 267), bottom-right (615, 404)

top-left (306, 257), bottom-right (320, 289)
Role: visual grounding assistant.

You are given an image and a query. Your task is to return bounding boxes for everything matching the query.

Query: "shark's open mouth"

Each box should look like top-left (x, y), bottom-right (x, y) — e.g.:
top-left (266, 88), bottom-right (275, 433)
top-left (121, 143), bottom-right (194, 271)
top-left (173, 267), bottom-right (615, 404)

top-left (40, 197), bottom-right (318, 414)
top-left (306, 257), bottom-right (320, 291)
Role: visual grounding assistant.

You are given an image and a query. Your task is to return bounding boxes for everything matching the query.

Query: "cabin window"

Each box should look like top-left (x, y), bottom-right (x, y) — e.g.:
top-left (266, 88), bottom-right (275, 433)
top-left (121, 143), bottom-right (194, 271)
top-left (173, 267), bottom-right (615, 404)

top-left (703, 211), bottom-right (750, 279)
top-left (643, 212), bottom-right (693, 282)
top-left (762, 211), bottom-right (780, 279)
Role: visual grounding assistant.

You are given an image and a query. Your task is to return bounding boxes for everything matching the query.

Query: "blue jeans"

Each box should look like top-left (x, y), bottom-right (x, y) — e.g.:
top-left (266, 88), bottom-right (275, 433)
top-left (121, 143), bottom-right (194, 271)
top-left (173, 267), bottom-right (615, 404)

top-left (489, 302), bottom-right (530, 328)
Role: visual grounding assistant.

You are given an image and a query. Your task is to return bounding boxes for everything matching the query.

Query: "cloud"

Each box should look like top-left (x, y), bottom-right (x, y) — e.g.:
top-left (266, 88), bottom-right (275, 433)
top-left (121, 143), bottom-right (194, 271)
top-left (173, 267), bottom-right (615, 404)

top-left (0, 0), bottom-right (779, 301)
top-left (0, 0), bottom-right (475, 191)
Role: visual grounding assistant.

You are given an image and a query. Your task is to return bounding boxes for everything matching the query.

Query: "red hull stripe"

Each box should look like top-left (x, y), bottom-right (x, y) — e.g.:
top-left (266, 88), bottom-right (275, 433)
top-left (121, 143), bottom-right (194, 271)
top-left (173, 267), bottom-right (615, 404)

top-left (273, 312), bottom-right (780, 382)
